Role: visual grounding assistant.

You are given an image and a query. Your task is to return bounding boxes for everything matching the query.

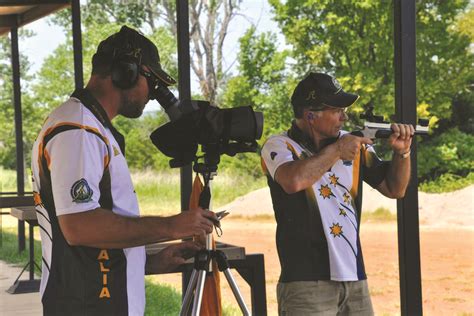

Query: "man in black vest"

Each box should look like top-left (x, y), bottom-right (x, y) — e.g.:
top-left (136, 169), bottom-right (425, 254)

top-left (261, 72), bottom-right (414, 315)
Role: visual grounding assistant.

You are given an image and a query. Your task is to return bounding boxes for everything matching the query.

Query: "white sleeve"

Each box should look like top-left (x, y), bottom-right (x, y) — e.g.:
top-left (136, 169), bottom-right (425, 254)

top-left (261, 136), bottom-right (296, 179)
top-left (45, 129), bottom-right (109, 215)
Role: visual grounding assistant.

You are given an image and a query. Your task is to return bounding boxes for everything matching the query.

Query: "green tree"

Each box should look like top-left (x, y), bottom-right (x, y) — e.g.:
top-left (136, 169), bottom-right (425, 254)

top-left (268, 0), bottom-right (473, 183)
top-left (269, 0), bottom-right (473, 124)
top-left (0, 31), bottom-right (48, 170)
top-left (52, 0), bottom-right (243, 105)
top-left (219, 27), bottom-right (292, 177)
top-left (222, 26), bottom-right (292, 136)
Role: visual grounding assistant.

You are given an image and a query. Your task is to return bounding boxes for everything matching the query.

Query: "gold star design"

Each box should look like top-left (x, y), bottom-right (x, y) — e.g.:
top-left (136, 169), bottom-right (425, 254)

top-left (329, 174), bottom-right (339, 187)
top-left (343, 192), bottom-right (351, 204)
top-left (330, 223), bottom-right (343, 237)
top-left (339, 208), bottom-right (347, 217)
top-left (319, 184), bottom-right (334, 199)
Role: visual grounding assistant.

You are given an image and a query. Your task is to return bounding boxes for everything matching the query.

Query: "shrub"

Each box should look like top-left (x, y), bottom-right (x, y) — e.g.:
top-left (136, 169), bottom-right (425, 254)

top-left (417, 128), bottom-right (474, 181)
top-left (419, 172), bottom-right (474, 193)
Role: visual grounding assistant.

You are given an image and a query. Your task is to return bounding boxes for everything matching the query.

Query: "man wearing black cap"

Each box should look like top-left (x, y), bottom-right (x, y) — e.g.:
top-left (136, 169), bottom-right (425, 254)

top-left (261, 72), bottom-right (414, 315)
top-left (31, 26), bottom-right (218, 315)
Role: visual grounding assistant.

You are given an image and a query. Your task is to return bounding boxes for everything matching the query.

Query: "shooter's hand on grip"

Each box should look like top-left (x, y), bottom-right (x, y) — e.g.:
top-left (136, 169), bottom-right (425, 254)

top-left (336, 134), bottom-right (373, 161)
top-left (388, 123), bottom-right (414, 155)
top-left (168, 207), bottom-right (218, 240)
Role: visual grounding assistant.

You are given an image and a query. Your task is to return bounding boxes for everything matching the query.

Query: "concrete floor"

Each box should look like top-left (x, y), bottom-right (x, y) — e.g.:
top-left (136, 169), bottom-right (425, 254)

top-left (0, 260), bottom-right (42, 315)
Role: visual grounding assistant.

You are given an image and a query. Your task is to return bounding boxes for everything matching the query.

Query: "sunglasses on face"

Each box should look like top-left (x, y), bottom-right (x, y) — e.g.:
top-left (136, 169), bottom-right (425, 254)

top-left (308, 106), bottom-right (348, 115)
top-left (139, 68), bottom-right (158, 89)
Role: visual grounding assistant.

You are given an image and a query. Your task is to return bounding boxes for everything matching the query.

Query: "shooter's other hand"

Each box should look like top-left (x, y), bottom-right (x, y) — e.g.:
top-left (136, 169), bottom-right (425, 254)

top-left (169, 207), bottom-right (217, 240)
top-left (154, 241), bottom-right (202, 273)
top-left (388, 123), bottom-right (414, 154)
top-left (337, 134), bottom-right (373, 161)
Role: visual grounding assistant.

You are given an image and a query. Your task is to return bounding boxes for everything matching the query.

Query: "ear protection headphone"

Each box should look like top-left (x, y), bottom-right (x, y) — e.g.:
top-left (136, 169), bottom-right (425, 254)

top-left (110, 29), bottom-right (142, 89)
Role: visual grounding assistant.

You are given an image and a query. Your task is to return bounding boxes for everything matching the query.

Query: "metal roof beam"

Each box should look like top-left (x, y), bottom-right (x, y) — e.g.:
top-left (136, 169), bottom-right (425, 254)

top-left (0, 1), bottom-right (68, 6)
top-left (0, 14), bottom-right (17, 27)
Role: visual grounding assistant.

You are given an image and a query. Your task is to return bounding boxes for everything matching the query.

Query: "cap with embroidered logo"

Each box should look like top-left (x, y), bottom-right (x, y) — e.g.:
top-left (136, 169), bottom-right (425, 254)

top-left (291, 72), bottom-right (359, 113)
top-left (93, 25), bottom-right (176, 86)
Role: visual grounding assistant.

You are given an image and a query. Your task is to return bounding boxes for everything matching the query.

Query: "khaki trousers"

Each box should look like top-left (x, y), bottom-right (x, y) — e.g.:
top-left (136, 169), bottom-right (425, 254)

top-left (277, 280), bottom-right (374, 316)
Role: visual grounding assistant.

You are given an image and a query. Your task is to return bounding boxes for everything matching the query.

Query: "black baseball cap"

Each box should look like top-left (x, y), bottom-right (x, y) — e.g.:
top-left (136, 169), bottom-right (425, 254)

top-left (93, 25), bottom-right (176, 86)
top-left (291, 72), bottom-right (359, 111)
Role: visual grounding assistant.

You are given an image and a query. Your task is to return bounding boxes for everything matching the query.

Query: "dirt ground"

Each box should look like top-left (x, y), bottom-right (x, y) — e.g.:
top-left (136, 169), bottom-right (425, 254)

top-left (151, 219), bottom-right (474, 316)
top-left (151, 185), bottom-right (474, 315)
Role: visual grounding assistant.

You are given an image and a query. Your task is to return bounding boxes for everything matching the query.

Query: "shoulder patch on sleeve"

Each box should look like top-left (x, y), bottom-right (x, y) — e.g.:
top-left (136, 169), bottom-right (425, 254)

top-left (70, 178), bottom-right (93, 203)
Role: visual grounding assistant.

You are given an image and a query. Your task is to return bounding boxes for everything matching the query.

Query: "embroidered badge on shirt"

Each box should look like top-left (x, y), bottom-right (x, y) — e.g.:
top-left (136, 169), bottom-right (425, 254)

top-left (71, 178), bottom-right (93, 203)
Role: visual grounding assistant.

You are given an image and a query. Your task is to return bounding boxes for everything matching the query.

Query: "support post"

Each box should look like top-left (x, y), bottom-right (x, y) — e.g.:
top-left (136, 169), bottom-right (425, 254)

top-left (71, 0), bottom-right (83, 89)
top-left (10, 27), bottom-right (25, 252)
top-left (394, 0), bottom-right (423, 314)
top-left (176, 0), bottom-right (193, 297)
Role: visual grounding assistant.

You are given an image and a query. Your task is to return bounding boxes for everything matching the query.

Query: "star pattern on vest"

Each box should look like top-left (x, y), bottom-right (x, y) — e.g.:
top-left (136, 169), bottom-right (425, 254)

top-left (319, 184), bottom-right (336, 199)
top-left (339, 208), bottom-right (347, 217)
top-left (330, 223), bottom-right (343, 237)
top-left (329, 173), bottom-right (339, 187)
top-left (343, 192), bottom-right (351, 203)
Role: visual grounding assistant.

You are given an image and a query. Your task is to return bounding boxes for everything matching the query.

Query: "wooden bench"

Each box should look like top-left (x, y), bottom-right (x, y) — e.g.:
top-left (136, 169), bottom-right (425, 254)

top-left (7, 206), bottom-right (41, 294)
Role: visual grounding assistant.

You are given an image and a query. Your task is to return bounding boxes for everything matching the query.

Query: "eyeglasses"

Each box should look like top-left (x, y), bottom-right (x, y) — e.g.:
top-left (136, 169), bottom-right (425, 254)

top-left (139, 68), bottom-right (160, 91)
top-left (308, 106), bottom-right (348, 115)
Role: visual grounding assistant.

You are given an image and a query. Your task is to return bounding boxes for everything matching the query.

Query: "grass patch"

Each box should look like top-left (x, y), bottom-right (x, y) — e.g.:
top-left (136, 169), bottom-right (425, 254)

top-left (362, 207), bottom-right (397, 222)
top-left (419, 172), bottom-right (473, 193)
top-left (230, 214), bottom-right (275, 222)
top-left (0, 167), bottom-right (32, 192)
top-left (443, 297), bottom-right (465, 303)
top-left (144, 279), bottom-right (181, 315)
top-left (131, 169), bottom-right (266, 216)
top-left (222, 303), bottom-right (242, 316)
top-left (0, 227), bottom-right (42, 276)
top-left (132, 170), bottom-right (181, 216)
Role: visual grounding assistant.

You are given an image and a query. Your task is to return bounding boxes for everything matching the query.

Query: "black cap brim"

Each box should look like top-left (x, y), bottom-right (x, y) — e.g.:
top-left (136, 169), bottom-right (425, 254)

top-left (321, 90), bottom-right (359, 108)
top-left (149, 64), bottom-right (176, 86)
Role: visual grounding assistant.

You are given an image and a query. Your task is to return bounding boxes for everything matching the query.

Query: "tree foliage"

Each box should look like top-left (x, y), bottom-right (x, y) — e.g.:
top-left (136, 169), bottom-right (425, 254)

top-left (222, 26), bottom-right (292, 136)
top-left (269, 0), bottom-right (473, 125)
top-left (52, 0), bottom-right (242, 105)
top-left (0, 32), bottom-right (48, 170)
top-left (267, 0), bottom-right (473, 182)
top-left (1, 1), bottom-right (472, 187)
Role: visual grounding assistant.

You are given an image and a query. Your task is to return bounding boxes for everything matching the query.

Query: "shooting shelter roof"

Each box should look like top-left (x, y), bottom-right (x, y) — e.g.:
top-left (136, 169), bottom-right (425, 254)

top-left (0, 0), bottom-right (69, 36)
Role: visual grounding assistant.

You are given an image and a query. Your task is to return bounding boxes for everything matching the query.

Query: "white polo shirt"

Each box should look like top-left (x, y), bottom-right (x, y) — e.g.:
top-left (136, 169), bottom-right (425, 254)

top-left (31, 90), bottom-right (145, 316)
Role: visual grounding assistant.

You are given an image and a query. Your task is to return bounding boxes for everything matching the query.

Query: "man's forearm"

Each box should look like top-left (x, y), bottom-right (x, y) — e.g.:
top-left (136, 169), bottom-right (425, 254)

top-left (59, 208), bottom-right (182, 249)
top-left (384, 152), bottom-right (411, 198)
top-left (275, 144), bottom-right (340, 193)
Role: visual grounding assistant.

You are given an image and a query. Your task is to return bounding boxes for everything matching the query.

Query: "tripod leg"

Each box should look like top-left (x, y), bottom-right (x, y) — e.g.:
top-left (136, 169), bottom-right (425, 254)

top-left (214, 250), bottom-right (250, 316)
top-left (191, 269), bottom-right (207, 315)
top-left (223, 268), bottom-right (251, 316)
top-left (180, 269), bottom-right (199, 316)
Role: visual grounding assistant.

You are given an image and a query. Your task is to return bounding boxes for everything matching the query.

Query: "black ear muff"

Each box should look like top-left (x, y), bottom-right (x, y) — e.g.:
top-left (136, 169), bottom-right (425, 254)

top-left (111, 55), bottom-right (139, 89)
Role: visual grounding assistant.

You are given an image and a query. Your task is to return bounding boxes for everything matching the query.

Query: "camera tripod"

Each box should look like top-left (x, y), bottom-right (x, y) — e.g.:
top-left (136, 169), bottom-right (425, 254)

top-left (180, 151), bottom-right (250, 316)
